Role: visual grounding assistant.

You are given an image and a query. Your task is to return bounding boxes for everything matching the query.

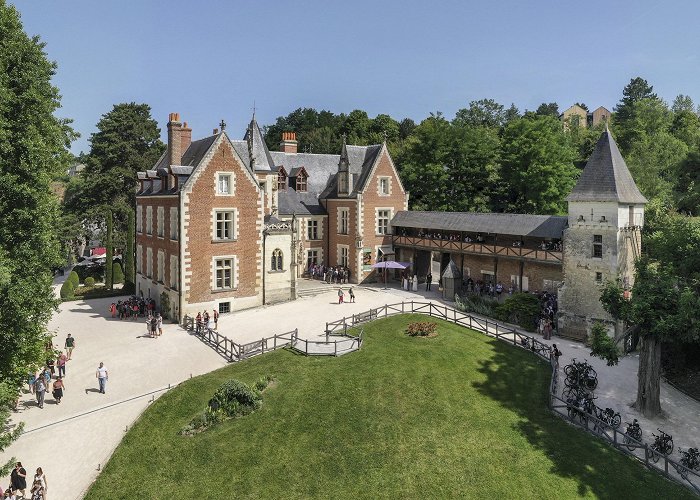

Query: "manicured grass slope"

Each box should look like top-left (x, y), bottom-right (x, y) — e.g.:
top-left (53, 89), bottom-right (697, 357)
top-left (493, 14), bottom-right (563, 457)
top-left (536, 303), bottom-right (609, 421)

top-left (86, 315), bottom-right (692, 499)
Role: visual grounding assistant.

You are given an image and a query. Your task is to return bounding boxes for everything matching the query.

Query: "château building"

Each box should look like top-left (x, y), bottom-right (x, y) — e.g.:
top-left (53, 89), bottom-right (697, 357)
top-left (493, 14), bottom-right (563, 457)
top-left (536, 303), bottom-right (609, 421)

top-left (135, 113), bottom-right (407, 319)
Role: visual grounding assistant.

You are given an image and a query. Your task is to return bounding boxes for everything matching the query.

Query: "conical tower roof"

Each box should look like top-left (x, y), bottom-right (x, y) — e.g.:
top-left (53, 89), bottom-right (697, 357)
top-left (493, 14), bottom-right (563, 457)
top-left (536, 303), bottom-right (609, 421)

top-left (243, 114), bottom-right (275, 172)
top-left (566, 129), bottom-right (647, 204)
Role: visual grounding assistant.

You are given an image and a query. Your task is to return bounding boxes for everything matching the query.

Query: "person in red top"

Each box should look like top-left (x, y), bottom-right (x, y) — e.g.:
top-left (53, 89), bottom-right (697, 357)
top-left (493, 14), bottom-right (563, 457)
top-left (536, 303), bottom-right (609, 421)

top-left (213, 309), bottom-right (219, 330)
top-left (57, 351), bottom-right (68, 377)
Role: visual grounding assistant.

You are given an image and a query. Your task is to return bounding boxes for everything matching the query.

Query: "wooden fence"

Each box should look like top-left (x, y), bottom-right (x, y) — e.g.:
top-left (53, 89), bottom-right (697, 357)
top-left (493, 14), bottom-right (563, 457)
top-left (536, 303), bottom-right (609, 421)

top-left (324, 300), bottom-right (699, 496)
top-left (183, 314), bottom-right (296, 362)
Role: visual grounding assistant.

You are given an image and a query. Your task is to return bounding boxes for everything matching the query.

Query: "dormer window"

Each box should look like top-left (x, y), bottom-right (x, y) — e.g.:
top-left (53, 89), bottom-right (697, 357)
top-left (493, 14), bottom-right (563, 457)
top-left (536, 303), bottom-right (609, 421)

top-left (277, 168), bottom-right (287, 191)
top-left (296, 170), bottom-right (308, 192)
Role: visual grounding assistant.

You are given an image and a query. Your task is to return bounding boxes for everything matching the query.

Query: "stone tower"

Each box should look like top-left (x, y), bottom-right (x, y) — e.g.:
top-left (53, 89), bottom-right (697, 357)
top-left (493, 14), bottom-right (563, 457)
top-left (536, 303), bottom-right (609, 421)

top-left (557, 129), bottom-right (647, 340)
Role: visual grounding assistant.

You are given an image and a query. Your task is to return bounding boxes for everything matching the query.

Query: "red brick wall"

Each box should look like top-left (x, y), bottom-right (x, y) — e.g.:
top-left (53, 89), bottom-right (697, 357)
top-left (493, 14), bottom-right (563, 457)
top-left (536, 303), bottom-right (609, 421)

top-left (359, 148), bottom-right (408, 280)
top-left (182, 138), bottom-right (261, 305)
top-left (326, 199), bottom-right (358, 272)
top-left (135, 196), bottom-right (179, 289)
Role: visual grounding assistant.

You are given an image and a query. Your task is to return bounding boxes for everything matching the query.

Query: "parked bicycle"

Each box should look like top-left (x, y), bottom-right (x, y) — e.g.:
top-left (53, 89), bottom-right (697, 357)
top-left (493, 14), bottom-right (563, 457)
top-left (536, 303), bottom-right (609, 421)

top-left (563, 359), bottom-right (598, 391)
top-left (650, 429), bottom-right (674, 463)
top-left (624, 419), bottom-right (642, 451)
top-left (675, 447), bottom-right (700, 478)
top-left (592, 406), bottom-right (621, 432)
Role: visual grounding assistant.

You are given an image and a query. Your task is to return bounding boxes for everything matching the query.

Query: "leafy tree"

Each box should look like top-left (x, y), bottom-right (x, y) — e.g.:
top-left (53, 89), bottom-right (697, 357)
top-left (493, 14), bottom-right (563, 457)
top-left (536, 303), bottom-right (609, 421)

top-left (599, 210), bottom-right (700, 417)
top-left (626, 130), bottom-right (687, 202)
top-left (397, 113), bottom-right (452, 211)
top-left (671, 94), bottom-right (695, 114)
top-left (675, 151), bottom-right (700, 214)
top-left (613, 77), bottom-right (658, 153)
top-left (342, 109), bottom-right (372, 144)
top-left (589, 322), bottom-right (619, 366)
top-left (574, 102), bottom-right (589, 111)
top-left (398, 118), bottom-right (416, 139)
top-left (112, 260), bottom-right (124, 284)
top-left (124, 207), bottom-right (135, 289)
top-left (0, 1), bottom-right (75, 473)
top-left (503, 103), bottom-right (520, 124)
top-left (500, 115), bottom-right (577, 214)
top-left (670, 109), bottom-right (700, 150)
top-left (453, 99), bottom-right (506, 128)
top-left (105, 209), bottom-right (113, 289)
top-left (369, 113), bottom-right (400, 143)
top-left (535, 102), bottom-right (559, 117)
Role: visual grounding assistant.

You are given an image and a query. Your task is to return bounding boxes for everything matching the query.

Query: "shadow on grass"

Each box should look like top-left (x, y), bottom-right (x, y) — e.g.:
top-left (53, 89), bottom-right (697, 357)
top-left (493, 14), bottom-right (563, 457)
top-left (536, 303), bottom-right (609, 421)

top-left (471, 339), bottom-right (686, 499)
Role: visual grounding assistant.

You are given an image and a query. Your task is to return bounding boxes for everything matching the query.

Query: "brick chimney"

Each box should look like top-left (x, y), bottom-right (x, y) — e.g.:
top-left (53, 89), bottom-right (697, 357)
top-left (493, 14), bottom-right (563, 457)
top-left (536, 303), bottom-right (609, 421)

top-left (167, 113), bottom-right (191, 166)
top-left (279, 131), bottom-right (298, 153)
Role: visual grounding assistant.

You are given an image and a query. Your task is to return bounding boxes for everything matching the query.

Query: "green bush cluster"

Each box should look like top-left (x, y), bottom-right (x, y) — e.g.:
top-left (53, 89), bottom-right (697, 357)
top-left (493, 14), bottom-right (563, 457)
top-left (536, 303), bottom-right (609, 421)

top-left (74, 264), bottom-right (104, 283)
top-left (84, 277), bottom-right (96, 287)
top-left (60, 279), bottom-right (74, 299)
top-left (68, 270), bottom-right (80, 287)
top-left (181, 376), bottom-right (274, 436)
top-left (112, 261), bottom-right (124, 284)
top-left (589, 322), bottom-right (619, 366)
top-left (406, 321), bottom-right (438, 337)
top-left (455, 292), bottom-right (540, 332)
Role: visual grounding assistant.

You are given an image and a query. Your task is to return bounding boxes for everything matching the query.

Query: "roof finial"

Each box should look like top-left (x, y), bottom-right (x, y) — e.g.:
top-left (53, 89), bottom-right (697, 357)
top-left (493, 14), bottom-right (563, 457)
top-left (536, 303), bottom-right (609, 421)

top-left (219, 119), bottom-right (226, 131)
top-left (383, 130), bottom-right (388, 143)
top-left (341, 132), bottom-right (347, 144)
top-left (252, 100), bottom-right (256, 121)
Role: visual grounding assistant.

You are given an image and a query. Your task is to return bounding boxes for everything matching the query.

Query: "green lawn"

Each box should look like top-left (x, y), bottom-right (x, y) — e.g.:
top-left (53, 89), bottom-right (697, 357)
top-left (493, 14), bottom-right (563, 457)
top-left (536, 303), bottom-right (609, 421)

top-left (86, 314), bottom-right (693, 499)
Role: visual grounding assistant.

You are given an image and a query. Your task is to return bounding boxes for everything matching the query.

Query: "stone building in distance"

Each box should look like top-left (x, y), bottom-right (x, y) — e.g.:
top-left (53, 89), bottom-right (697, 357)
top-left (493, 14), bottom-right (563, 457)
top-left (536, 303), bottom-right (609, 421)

top-left (135, 112), bottom-right (407, 319)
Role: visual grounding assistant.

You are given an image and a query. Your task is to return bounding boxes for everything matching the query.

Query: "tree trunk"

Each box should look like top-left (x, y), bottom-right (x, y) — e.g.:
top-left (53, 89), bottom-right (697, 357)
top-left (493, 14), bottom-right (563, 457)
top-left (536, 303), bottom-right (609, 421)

top-left (105, 209), bottom-right (113, 290)
top-left (635, 334), bottom-right (662, 417)
top-left (124, 208), bottom-right (135, 289)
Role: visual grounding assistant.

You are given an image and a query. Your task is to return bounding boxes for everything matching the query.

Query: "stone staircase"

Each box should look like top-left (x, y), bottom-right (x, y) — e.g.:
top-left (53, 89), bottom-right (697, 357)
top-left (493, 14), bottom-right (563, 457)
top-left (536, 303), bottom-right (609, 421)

top-left (296, 280), bottom-right (341, 298)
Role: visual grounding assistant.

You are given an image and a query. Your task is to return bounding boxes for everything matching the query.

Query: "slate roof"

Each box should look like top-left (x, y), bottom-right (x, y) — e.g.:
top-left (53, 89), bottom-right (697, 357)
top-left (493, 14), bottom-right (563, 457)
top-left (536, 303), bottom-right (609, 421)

top-left (170, 166), bottom-right (194, 175)
top-left (277, 190), bottom-right (326, 216)
top-left (566, 130), bottom-right (647, 204)
top-left (244, 117), bottom-right (275, 172)
top-left (442, 260), bottom-right (462, 279)
top-left (181, 135), bottom-right (218, 167)
top-left (392, 211), bottom-right (568, 238)
top-left (270, 151), bottom-right (339, 195)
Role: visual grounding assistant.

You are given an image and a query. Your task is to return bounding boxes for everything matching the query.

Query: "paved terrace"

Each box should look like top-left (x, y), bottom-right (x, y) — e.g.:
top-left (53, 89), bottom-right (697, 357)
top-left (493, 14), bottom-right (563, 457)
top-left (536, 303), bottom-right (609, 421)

top-left (1, 278), bottom-right (698, 499)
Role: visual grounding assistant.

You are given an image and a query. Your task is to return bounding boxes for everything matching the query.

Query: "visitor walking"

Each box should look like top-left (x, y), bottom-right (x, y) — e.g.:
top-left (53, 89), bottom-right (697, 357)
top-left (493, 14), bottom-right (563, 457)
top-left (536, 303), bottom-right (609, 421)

top-left (57, 351), bottom-right (67, 377)
top-left (30, 479), bottom-right (45, 500)
top-left (149, 315), bottom-right (158, 338)
top-left (337, 287), bottom-right (344, 304)
top-left (46, 356), bottom-right (55, 378)
top-left (426, 272), bottom-right (432, 291)
top-left (64, 334), bottom-right (75, 360)
top-left (34, 377), bottom-right (46, 409)
top-left (156, 313), bottom-right (163, 337)
top-left (213, 309), bottom-right (219, 330)
top-left (348, 287), bottom-right (355, 303)
top-left (27, 372), bottom-right (36, 394)
top-left (543, 319), bottom-right (552, 340)
top-left (10, 463), bottom-right (27, 499)
top-left (52, 377), bottom-right (65, 404)
top-left (96, 362), bottom-right (108, 394)
top-left (33, 467), bottom-right (47, 495)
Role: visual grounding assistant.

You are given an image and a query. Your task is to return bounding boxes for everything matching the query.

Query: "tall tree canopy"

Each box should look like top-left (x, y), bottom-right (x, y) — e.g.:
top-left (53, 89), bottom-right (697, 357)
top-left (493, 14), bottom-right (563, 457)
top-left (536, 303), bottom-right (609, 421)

top-left (613, 77), bottom-right (658, 153)
top-left (535, 102), bottom-right (560, 117)
top-left (0, 1), bottom-right (76, 474)
top-left (500, 114), bottom-right (577, 214)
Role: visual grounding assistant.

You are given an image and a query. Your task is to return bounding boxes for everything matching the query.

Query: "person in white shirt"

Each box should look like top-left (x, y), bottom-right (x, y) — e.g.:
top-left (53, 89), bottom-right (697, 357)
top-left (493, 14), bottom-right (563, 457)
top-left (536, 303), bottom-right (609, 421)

top-left (96, 362), bottom-right (109, 394)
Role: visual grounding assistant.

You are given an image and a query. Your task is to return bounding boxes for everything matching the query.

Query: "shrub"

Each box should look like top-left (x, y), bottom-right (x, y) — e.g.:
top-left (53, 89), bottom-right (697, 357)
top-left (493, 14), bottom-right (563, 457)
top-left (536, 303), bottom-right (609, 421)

top-left (69, 270), bottom-right (80, 287)
top-left (74, 264), bottom-right (104, 283)
top-left (455, 294), bottom-right (499, 317)
top-left (112, 262), bottom-right (124, 284)
top-left (182, 376), bottom-right (273, 435)
top-left (84, 277), bottom-right (96, 287)
top-left (406, 321), bottom-right (438, 337)
top-left (60, 279), bottom-right (74, 299)
top-left (494, 293), bottom-right (541, 332)
top-left (160, 291), bottom-right (171, 320)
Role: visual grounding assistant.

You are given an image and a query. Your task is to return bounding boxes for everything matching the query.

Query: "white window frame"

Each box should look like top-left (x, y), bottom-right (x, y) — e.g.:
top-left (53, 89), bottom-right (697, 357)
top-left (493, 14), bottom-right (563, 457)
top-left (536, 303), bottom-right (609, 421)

top-left (212, 255), bottom-right (238, 290)
top-left (378, 176), bottom-right (391, 196)
top-left (146, 206), bottom-right (153, 235)
top-left (337, 244), bottom-right (349, 267)
top-left (170, 207), bottom-right (178, 240)
top-left (271, 248), bottom-right (284, 272)
top-left (211, 209), bottom-right (238, 242)
top-left (338, 207), bottom-right (349, 235)
top-left (146, 247), bottom-right (153, 278)
top-left (157, 250), bottom-right (165, 283)
top-left (136, 205), bottom-right (143, 233)
top-left (307, 249), bottom-right (321, 268)
top-left (157, 207), bottom-right (164, 238)
top-left (375, 208), bottom-right (393, 236)
top-left (170, 255), bottom-right (178, 289)
top-left (136, 244), bottom-right (142, 273)
top-left (216, 172), bottom-right (235, 196)
top-left (307, 219), bottom-right (319, 240)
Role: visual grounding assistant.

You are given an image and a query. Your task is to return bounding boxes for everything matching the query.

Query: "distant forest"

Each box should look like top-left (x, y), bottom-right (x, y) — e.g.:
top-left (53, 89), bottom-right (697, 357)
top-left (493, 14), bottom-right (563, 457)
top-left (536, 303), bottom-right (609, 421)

top-left (263, 78), bottom-right (700, 216)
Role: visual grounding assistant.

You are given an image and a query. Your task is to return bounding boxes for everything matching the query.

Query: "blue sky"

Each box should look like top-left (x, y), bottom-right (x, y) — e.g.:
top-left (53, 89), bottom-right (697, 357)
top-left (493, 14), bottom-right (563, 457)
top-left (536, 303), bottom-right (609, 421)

top-left (12, 0), bottom-right (700, 154)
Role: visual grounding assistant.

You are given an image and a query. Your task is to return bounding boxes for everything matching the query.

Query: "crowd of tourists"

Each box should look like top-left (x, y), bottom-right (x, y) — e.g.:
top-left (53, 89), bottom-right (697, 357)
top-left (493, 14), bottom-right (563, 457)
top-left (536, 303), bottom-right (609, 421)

top-left (537, 291), bottom-right (558, 339)
top-left (2, 463), bottom-right (47, 500)
top-left (109, 296), bottom-right (156, 320)
top-left (307, 264), bottom-right (351, 284)
top-left (25, 334), bottom-right (75, 410)
top-left (194, 309), bottom-right (219, 333)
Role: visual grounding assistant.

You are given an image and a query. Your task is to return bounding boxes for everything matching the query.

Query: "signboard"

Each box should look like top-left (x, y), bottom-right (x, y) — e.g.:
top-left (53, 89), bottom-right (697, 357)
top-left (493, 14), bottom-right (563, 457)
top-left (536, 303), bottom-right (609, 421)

top-left (362, 248), bottom-right (372, 271)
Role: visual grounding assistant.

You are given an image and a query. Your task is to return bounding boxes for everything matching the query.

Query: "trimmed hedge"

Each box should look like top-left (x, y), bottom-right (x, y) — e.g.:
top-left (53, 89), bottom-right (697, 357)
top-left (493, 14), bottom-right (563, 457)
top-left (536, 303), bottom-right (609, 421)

top-left (68, 270), bottom-right (80, 287)
top-left (60, 279), bottom-right (74, 299)
top-left (74, 264), bottom-right (104, 283)
top-left (112, 262), bottom-right (124, 284)
top-left (84, 277), bottom-right (96, 287)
